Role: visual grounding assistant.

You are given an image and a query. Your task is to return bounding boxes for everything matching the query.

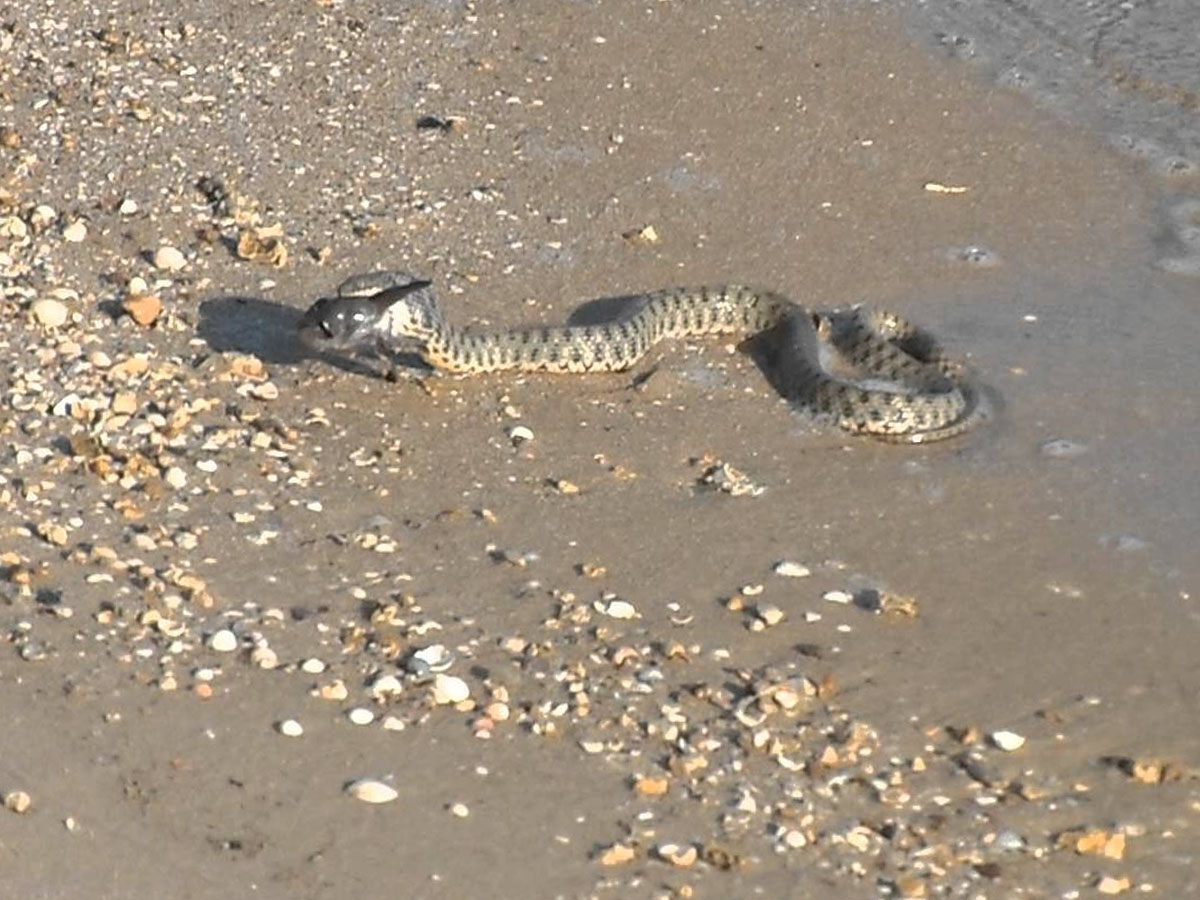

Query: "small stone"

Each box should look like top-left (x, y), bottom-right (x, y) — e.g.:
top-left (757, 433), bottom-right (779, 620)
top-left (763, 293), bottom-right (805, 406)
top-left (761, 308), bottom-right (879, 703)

top-left (1096, 875), bottom-right (1130, 895)
top-left (62, 220), bottom-right (87, 243)
top-left (164, 466), bottom-right (188, 490)
top-left (449, 802), bottom-right (469, 818)
top-left (207, 629), bottom-right (238, 653)
top-left (773, 560), bottom-right (811, 578)
top-left (823, 590), bottom-right (852, 604)
top-left (347, 707), bottom-right (375, 726)
top-left (346, 779), bottom-right (398, 804)
top-left (894, 875), bottom-right (927, 898)
top-left (277, 719), bottom-right (303, 737)
top-left (621, 224), bottom-right (660, 244)
top-left (993, 829), bottom-right (1026, 852)
top-left (118, 198), bottom-right (138, 215)
top-left (990, 730), bottom-right (1026, 752)
top-left (4, 791), bottom-right (32, 814)
top-left (757, 604), bottom-right (785, 627)
top-left (31, 298), bottom-right (69, 328)
top-left (633, 776), bottom-right (670, 796)
top-left (153, 245), bottom-right (187, 271)
top-left (111, 392), bottom-right (138, 415)
top-left (598, 842), bottom-right (637, 866)
top-left (301, 657), bottom-right (327, 674)
top-left (123, 294), bottom-right (162, 326)
top-left (431, 674), bottom-right (470, 705)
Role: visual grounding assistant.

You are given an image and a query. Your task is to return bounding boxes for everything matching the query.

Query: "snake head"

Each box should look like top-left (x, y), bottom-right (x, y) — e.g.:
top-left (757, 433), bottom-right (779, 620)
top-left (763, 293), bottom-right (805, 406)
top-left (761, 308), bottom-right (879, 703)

top-left (297, 294), bottom-right (386, 351)
top-left (298, 278), bottom-right (438, 350)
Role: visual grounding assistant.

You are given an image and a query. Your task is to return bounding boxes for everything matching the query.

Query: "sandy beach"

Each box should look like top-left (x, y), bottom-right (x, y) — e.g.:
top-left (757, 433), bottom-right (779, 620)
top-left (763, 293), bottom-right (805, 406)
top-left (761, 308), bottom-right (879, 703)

top-left (1, 2), bottom-right (1197, 897)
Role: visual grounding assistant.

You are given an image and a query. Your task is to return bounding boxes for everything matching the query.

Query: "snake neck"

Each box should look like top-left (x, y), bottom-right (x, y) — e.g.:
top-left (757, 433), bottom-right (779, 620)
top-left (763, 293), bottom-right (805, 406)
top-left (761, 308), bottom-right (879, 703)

top-left (379, 285), bottom-right (450, 346)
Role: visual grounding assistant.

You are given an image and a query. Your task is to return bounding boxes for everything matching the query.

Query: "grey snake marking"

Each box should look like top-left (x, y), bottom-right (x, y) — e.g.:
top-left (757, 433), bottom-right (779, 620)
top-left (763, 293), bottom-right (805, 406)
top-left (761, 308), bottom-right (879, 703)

top-left (298, 271), bottom-right (987, 443)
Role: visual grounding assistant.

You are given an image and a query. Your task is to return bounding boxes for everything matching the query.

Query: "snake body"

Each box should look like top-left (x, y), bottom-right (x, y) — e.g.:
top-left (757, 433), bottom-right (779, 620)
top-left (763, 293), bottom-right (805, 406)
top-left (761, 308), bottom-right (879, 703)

top-left (298, 271), bottom-right (985, 443)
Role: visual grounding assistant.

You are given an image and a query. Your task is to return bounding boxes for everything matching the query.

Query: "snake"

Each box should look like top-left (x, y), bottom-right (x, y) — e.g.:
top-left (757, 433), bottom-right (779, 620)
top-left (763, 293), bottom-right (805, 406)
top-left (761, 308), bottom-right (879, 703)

top-left (297, 271), bottom-right (986, 443)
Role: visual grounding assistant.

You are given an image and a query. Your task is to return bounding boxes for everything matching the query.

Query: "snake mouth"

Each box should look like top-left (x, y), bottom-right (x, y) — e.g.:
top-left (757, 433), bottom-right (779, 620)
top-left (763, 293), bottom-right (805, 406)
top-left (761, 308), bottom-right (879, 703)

top-left (296, 297), bottom-right (349, 349)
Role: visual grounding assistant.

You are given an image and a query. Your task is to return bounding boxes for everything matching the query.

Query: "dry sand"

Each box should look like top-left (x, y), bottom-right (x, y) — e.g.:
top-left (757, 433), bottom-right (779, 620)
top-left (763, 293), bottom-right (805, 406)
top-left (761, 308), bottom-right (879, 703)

top-left (1, 1), bottom-right (1197, 898)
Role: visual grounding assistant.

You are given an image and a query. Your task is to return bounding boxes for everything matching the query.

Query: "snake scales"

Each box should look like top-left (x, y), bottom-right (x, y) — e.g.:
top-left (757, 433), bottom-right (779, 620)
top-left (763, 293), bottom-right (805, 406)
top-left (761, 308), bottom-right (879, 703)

top-left (298, 271), bottom-right (985, 443)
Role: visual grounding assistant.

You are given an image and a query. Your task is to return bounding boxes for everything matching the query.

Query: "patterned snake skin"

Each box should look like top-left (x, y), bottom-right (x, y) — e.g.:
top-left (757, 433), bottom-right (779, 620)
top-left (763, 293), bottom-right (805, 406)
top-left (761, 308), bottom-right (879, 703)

top-left (298, 271), bottom-right (986, 443)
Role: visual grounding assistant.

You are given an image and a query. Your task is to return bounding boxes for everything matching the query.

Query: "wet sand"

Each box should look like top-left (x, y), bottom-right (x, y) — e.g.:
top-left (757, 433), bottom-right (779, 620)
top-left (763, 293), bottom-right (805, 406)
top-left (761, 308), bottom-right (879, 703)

top-left (1, 1), bottom-right (1197, 898)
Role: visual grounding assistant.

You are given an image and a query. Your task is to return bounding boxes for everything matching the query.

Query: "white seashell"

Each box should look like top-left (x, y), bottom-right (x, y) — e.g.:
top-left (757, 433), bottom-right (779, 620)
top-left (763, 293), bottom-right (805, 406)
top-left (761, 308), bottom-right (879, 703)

top-left (990, 730), bottom-right (1026, 751)
top-left (31, 298), bottom-right (69, 328)
top-left (62, 220), bottom-right (87, 243)
top-left (153, 245), bottom-right (186, 271)
top-left (773, 560), bottom-right (811, 578)
top-left (369, 674), bottom-right (404, 698)
top-left (598, 599), bottom-right (637, 620)
top-left (407, 644), bottom-right (453, 675)
top-left (346, 779), bottom-right (397, 804)
top-left (207, 629), bottom-right (238, 652)
top-left (431, 674), bottom-right (470, 705)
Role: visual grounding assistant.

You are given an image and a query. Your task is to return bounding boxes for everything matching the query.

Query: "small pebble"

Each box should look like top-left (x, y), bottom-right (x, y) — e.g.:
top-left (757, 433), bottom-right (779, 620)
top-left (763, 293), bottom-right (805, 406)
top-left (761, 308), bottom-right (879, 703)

top-left (123, 294), bottom-right (162, 327)
top-left (508, 425), bottom-right (534, 444)
top-left (449, 802), bottom-right (469, 818)
top-left (346, 779), bottom-right (398, 804)
top-left (62, 220), bottom-right (87, 243)
top-left (823, 590), bottom-right (853, 604)
top-left (991, 730), bottom-right (1026, 752)
top-left (118, 198), bottom-right (138, 215)
top-left (301, 657), bottom-right (327, 674)
top-left (757, 604), bottom-right (785, 627)
top-left (1097, 875), bottom-right (1131, 895)
top-left (164, 466), bottom-right (188, 490)
top-left (347, 707), bottom-right (375, 726)
top-left (4, 790), bottom-right (32, 814)
top-left (277, 719), bottom-right (303, 737)
top-left (993, 829), bottom-right (1026, 851)
top-left (31, 298), bottom-right (69, 328)
top-left (207, 629), bottom-right (238, 653)
top-left (153, 245), bottom-right (187, 271)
